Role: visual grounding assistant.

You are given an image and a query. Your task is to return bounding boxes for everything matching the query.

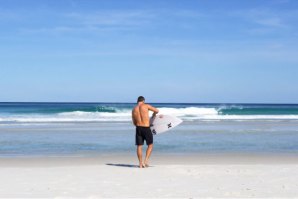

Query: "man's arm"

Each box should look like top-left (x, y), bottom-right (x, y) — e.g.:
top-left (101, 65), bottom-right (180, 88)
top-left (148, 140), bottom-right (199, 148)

top-left (132, 111), bottom-right (137, 126)
top-left (147, 104), bottom-right (159, 117)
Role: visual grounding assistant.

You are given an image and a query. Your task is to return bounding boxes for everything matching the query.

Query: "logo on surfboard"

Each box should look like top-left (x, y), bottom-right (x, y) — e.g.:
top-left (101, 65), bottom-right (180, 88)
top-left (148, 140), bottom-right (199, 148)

top-left (152, 129), bottom-right (157, 135)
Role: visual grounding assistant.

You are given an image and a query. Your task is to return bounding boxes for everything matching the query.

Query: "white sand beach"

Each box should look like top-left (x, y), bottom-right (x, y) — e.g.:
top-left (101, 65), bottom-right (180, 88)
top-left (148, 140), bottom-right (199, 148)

top-left (1, 153), bottom-right (298, 198)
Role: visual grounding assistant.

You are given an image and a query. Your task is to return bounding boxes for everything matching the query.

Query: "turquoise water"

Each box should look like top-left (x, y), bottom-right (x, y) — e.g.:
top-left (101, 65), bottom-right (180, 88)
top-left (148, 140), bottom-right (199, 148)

top-left (1, 103), bottom-right (298, 122)
top-left (1, 102), bottom-right (298, 115)
top-left (0, 103), bottom-right (298, 157)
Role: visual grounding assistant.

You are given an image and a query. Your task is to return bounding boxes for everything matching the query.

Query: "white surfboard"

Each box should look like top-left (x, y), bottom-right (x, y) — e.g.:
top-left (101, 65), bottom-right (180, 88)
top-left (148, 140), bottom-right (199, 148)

top-left (150, 115), bottom-right (182, 135)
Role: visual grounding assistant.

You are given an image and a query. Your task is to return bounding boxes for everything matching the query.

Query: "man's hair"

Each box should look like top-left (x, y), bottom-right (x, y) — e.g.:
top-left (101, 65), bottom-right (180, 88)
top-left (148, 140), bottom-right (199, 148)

top-left (137, 96), bottom-right (145, 102)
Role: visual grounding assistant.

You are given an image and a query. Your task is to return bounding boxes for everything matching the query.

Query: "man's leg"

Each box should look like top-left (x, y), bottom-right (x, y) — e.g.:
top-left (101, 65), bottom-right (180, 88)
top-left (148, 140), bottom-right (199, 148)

top-left (144, 144), bottom-right (153, 167)
top-left (137, 145), bottom-right (143, 168)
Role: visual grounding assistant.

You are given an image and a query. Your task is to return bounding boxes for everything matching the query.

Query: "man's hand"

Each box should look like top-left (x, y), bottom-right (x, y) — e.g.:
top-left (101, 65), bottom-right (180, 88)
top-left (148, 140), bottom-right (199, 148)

top-left (152, 112), bottom-right (158, 118)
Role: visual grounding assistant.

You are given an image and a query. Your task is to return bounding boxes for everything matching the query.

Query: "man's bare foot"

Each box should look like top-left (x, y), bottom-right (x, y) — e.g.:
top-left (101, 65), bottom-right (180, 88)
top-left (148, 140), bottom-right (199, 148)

top-left (144, 162), bottom-right (149, 168)
top-left (139, 163), bottom-right (145, 168)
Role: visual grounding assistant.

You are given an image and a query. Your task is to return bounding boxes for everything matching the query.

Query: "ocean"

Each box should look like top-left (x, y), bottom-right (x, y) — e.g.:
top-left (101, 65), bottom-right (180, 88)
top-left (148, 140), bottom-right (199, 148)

top-left (1, 102), bottom-right (298, 157)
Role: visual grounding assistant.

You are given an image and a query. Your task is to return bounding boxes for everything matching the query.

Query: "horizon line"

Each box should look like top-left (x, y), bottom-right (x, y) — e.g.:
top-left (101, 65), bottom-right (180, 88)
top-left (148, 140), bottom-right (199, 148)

top-left (0, 101), bottom-right (297, 105)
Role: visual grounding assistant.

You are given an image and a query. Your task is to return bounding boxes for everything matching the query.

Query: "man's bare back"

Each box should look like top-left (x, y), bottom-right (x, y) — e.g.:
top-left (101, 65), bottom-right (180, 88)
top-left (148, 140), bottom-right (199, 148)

top-left (132, 103), bottom-right (158, 127)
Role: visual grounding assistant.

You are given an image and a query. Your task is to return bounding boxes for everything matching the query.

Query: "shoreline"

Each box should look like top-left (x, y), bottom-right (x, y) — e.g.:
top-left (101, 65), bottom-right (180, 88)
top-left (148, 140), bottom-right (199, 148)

top-left (1, 152), bottom-right (298, 167)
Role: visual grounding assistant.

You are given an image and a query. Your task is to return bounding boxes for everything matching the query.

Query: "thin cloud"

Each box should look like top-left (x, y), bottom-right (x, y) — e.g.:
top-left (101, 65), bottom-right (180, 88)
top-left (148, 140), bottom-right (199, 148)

top-left (65, 9), bottom-right (205, 26)
top-left (0, 9), bottom-right (22, 21)
top-left (18, 9), bottom-right (159, 35)
top-left (233, 8), bottom-right (286, 28)
top-left (171, 9), bottom-right (206, 18)
top-left (17, 8), bottom-right (206, 35)
top-left (250, 9), bottom-right (285, 27)
top-left (65, 10), bottom-right (157, 27)
top-left (272, 0), bottom-right (291, 4)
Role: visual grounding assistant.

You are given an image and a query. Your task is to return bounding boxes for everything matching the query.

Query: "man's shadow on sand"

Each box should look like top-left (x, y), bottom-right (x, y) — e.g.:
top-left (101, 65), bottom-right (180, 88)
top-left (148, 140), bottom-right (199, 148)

top-left (106, 163), bottom-right (153, 168)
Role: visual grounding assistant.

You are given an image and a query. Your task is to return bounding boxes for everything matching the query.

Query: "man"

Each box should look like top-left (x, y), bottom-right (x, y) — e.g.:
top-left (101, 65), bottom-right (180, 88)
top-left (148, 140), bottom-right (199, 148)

top-left (132, 96), bottom-right (159, 168)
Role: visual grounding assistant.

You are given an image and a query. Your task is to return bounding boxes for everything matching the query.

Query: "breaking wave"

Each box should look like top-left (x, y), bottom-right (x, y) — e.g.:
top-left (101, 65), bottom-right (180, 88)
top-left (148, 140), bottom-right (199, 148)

top-left (1, 107), bottom-right (298, 123)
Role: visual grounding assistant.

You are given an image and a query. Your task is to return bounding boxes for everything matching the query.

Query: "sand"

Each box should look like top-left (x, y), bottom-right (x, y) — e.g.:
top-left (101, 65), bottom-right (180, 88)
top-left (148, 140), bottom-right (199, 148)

top-left (1, 153), bottom-right (298, 198)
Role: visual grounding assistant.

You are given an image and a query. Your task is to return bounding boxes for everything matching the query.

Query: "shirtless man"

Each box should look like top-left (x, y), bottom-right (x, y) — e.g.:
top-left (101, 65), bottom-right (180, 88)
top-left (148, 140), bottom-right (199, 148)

top-left (132, 96), bottom-right (159, 168)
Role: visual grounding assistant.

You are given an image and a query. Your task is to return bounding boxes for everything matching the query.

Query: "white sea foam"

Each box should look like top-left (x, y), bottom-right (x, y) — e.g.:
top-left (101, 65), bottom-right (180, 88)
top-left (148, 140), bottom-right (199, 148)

top-left (0, 107), bottom-right (298, 123)
top-left (158, 107), bottom-right (218, 116)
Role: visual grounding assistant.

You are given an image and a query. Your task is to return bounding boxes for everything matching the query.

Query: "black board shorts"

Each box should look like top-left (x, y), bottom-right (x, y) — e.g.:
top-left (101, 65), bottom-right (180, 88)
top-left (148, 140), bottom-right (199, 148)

top-left (135, 126), bottom-right (153, 146)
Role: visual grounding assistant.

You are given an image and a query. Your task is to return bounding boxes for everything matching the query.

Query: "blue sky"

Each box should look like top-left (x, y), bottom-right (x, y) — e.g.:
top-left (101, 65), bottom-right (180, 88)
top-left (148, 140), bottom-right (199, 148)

top-left (0, 0), bottom-right (298, 103)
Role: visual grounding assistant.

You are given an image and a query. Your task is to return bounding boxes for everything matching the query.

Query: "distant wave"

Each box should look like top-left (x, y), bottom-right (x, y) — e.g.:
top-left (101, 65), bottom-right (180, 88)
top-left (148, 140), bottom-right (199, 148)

top-left (1, 107), bottom-right (298, 123)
